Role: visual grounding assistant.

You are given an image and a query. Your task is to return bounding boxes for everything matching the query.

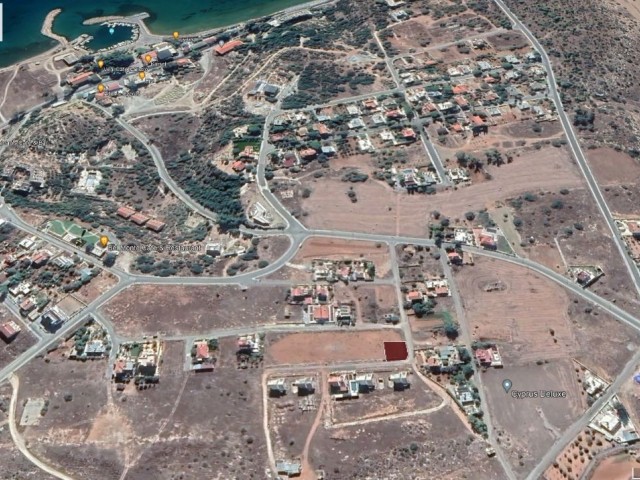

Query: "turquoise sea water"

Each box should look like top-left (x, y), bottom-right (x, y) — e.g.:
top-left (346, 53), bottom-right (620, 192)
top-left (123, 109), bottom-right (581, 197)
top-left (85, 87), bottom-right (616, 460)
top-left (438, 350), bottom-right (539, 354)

top-left (0, 0), bottom-right (312, 67)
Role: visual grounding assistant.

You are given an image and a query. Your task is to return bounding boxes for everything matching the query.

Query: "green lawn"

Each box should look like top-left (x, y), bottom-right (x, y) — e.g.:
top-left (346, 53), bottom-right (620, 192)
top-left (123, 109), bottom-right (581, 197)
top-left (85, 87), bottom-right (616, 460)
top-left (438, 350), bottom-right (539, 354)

top-left (48, 219), bottom-right (100, 245)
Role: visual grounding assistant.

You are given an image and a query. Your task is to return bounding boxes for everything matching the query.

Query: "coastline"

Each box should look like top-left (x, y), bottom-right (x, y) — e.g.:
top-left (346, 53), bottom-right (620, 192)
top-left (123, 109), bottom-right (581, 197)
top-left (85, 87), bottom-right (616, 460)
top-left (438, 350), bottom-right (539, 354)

top-left (82, 16), bottom-right (125, 26)
top-left (6, 0), bottom-right (335, 70)
top-left (40, 8), bottom-right (67, 46)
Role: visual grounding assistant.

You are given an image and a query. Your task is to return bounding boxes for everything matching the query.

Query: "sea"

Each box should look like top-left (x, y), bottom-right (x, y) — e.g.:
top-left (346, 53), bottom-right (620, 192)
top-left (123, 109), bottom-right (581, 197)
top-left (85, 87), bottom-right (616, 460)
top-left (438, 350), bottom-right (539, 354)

top-left (0, 0), bottom-right (312, 68)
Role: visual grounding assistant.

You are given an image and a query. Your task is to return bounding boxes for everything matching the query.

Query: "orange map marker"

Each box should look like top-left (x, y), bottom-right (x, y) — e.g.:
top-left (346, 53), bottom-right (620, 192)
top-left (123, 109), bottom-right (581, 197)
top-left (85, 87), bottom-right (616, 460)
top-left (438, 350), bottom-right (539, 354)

top-left (99, 235), bottom-right (109, 248)
top-left (97, 84), bottom-right (105, 93)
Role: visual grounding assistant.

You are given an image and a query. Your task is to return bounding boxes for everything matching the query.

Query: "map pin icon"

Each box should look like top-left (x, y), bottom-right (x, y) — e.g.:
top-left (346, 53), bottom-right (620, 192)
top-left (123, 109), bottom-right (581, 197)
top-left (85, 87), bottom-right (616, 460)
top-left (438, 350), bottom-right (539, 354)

top-left (502, 379), bottom-right (512, 393)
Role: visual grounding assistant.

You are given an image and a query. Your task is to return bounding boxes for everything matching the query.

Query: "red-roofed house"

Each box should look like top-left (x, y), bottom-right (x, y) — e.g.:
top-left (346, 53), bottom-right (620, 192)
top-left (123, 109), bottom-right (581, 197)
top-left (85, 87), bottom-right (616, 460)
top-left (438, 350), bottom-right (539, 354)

top-left (299, 148), bottom-right (317, 160)
top-left (483, 75), bottom-right (497, 84)
top-left (406, 290), bottom-right (423, 303)
top-left (479, 234), bottom-right (497, 250)
top-left (130, 213), bottom-right (150, 226)
top-left (105, 81), bottom-right (122, 94)
top-left (435, 286), bottom-right (449, 297)
top-left (385, 109), bottom-right (403, 119)
top-left (401, 128), bottom-right (416, 140)
top-left (314, 123), bottom-right (331, 137)
top-left (454, 96), bottom-right (469, 108)
top-left (232, 160), bottom-right (245, 172)
top-left (140, 51), bottom-right (158, 64)
top-left (448, 251), bottom-right (463, 265)
top-left (451, 123), bottom-right (463, 133)
top-left (0, 320), bottom-right (21, 342)
top-left (471, 115), bottom-right (485, 126)
top-left (214, 40), bottom-right (244, 55)
top-left (117, 206), bottom-right (136, 219)
top-left (31, 251), bottom-right (50, 267)
top-left (475, 347), bottom-right (503, 367)
top-left (196, 342), bottom-right (210, 360)
top-left (146, 219), bottom-right (166, 232)
top-left (311, 305), bottom-right (331, 323)
top-left (452, 84), bottom-right (468, 95)
top-left (67, 71), bottom-right (94, 87)
top-left (282, 152), bottom-right (299, 168)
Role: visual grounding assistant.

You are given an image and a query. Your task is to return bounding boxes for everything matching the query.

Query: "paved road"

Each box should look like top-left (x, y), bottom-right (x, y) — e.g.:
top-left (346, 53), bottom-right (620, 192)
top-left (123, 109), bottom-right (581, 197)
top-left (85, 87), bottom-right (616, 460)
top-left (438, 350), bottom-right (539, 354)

top-left (487, 3), bottom-right (640, 473)
top-left (493, 0), bottom-right (640, 298)
top-left (440, 253), bottom-right (516, 480)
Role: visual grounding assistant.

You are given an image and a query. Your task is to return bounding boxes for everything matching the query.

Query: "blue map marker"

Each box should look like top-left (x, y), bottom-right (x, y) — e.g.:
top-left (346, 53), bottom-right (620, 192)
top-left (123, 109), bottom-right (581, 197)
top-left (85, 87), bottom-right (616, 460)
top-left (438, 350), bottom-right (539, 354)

top-left (502, 379), bottom-right (513, 393)
top-left (109, 27), bottom-right (115, 35)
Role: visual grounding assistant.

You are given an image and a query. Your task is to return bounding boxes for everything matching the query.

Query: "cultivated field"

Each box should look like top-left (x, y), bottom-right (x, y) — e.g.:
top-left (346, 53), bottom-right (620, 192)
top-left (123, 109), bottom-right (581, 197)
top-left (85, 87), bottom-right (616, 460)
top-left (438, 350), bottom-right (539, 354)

top-left (101, 284), bottom-right (289, 337)
top-left (265, 330), bottom-right (404, 365)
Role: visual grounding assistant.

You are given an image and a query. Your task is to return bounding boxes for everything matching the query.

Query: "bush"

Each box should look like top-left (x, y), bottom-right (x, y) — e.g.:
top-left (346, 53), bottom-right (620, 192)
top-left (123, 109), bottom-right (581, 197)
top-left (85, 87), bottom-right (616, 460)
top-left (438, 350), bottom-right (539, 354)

top-left (258, 260), bottom-right (269, 269)
top-left (464, 211), bottom-right (475, 221)
top-left (513, 217), bottom-right (523, 228)
top-left (551, 199), bottom-right (564, 209)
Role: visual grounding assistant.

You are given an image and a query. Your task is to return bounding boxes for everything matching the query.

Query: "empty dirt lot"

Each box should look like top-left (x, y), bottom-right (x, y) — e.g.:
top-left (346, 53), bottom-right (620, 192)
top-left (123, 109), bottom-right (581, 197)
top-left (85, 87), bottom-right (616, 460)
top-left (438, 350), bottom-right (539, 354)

top-left (456, 257), bottom-right (640, 378)
top-left (266, 330), bottom-right (404, 365)
top-left (483, 360), bottom-right (585, 477)
top-left (0, 308), bottom-right (36, 370)
top-left (301, 146), bottom-right (583, 235)
top-left (101, 284), bottom-right (290, 337)
top-left (309, 405), bottom-right (506, 479)
top-left (456, 257), bottom-right (578, 364)
top-left (291, 236), bottom-right (392, 278)
top-left (587, 147), bottom-right (640, 186)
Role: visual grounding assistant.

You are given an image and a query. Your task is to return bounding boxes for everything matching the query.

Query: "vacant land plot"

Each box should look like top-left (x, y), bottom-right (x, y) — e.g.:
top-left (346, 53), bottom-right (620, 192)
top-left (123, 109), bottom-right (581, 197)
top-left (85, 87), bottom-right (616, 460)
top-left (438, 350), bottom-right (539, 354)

top-left (589, 452), bottom-right (640, 480)
top-left (388, 14), bottom-right (495, 54)
top-left (268, 373), bottom-right (320, 460)
top-left (483, 360), bottom-right (585, 477)
top-left (0, 65), bottom-right (57, 119)
top-left (0, 308), bottom-right (37, 370)
top-left (455, 256), bottom-right (577, 364)
top-left (486, 31), bottom-right (529, 49)
top-left (266, 330), bottom-right (404, 365)
top-left (585, 147), bottom-right (640, 186)
top-left (101, 284), bottom-right (289, 337)
top-left (0, 382), bottom-right (58, 480)
top-left (336, 284), bottom-right (398, 323)
top-left (130, 112), bottom-right (201, 160)
top-left (309, 405), bottom-right (505, 479)
top-left (301, 146), bottom-right (583, 235)
top-left (295, 237), bottom-right (392, 278)
top-left (511, 187), bottom-right (640, 317)
top-left (15, 346), bottom-right (118, 480)
top-left (456, 256), bottom-right (640, 378)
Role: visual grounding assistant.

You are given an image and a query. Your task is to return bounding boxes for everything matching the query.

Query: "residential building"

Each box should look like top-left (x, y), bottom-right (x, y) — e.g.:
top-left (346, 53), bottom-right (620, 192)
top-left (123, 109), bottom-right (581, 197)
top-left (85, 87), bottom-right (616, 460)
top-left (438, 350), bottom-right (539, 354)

top-left (0, 320), bottom-right (21, 342)
top-left (214, 39), bottom-right (244, 55)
